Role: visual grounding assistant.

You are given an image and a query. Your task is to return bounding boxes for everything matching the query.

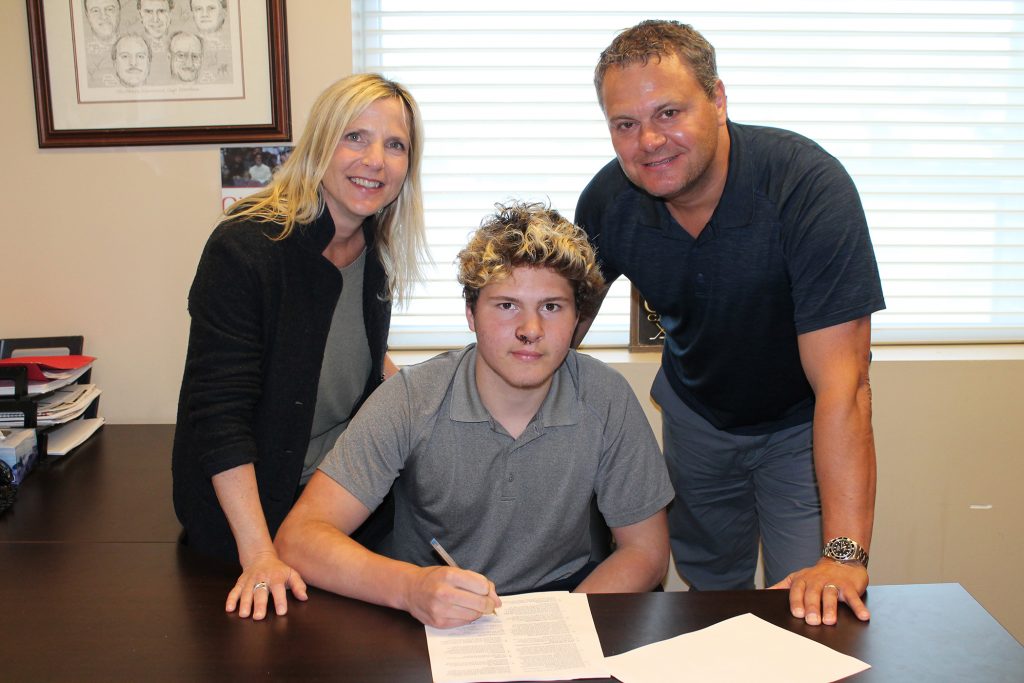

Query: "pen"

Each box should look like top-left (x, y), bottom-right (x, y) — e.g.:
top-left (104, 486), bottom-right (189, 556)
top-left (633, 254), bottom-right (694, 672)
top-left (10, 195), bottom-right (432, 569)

top-left (430, 537), bottom-right (460, 568)
top-left (430, 538), bottom-right (498, 616)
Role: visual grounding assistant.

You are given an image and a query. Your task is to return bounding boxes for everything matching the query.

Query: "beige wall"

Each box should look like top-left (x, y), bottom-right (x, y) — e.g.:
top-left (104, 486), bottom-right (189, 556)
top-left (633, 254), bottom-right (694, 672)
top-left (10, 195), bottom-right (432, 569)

top-left (4, 3), bottom-right (1022, 643)
top-left (869, 352), bottom-right (1024, 642)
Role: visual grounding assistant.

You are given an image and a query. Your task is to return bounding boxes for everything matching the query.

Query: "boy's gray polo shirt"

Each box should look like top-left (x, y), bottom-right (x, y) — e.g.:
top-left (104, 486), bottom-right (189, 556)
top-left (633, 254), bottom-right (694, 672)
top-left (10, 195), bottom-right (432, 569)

top-left (319, 344), bottom-right (673, 594)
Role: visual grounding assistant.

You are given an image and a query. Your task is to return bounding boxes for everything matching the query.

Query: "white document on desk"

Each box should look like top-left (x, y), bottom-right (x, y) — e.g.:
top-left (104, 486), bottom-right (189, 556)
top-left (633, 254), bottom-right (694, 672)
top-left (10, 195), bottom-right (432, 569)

top-left (424, 591), bottom-right (610, 683)
top-left (605, 612), bottom-right (870, 683)
top-left (46, 417), bottom-right (105, 455)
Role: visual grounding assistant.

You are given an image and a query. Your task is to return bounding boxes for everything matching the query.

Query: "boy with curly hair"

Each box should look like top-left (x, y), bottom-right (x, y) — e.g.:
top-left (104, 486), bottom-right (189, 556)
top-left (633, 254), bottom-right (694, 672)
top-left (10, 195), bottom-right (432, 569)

top-left (276, 201), bottom-right (673, 628)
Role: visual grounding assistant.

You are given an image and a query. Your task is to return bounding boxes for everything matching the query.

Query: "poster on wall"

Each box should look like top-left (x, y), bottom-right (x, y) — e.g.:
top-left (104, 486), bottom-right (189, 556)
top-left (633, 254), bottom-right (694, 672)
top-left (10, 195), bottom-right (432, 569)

top-left (74, 0), bottom-right (244, 99)
top-left (220, 145), bottom-right (292, 212)
top-left (26, 0), bottom-right (290, 148)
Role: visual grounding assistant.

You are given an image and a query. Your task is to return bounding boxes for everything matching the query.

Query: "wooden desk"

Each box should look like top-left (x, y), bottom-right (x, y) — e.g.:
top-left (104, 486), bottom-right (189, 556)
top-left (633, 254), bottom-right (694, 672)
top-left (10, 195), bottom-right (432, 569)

top-left (1, 425), bottom-right (1022, 682)
top-left (0, 424), bottom-right (180, 543)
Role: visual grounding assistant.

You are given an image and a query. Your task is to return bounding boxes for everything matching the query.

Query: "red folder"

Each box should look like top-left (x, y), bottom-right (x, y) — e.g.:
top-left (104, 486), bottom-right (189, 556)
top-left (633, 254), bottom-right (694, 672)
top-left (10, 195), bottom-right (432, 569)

top-left (0, 356), bottom-right (96, 381)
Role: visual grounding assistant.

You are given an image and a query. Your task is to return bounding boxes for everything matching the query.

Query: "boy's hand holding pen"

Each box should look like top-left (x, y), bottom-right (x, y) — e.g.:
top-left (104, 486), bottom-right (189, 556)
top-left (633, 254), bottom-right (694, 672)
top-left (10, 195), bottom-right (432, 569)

top-left (430, 538), bottom-right (501, 619)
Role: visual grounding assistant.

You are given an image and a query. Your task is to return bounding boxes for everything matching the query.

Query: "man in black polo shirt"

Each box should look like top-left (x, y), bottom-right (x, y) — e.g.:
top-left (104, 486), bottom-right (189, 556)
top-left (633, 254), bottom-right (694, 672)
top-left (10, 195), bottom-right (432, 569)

top-left (574, 19), bottom-right (885, 627)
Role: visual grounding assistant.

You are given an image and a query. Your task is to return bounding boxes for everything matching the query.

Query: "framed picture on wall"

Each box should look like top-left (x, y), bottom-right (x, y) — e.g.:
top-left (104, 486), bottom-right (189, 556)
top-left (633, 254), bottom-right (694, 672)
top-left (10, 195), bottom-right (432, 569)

top-left (26, 0), bottom-right (290, 148)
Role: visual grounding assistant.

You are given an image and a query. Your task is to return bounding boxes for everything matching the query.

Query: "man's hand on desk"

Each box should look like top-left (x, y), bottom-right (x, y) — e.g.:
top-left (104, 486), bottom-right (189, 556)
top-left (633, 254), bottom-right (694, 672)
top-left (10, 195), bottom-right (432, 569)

top-left (226, 549), bottom-right (308, 621)
top-left (770, 559), bottom-right (869, 626)
top-left (403, 565), bottom-right (502, 629)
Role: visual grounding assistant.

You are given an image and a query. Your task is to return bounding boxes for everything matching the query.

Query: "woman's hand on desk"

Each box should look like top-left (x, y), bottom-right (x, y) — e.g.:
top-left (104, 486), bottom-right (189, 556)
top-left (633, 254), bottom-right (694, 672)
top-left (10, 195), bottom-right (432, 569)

top-left (212, 465), bottom-right (309, 620)
top-left (226, 549), bottom-right (308, 621)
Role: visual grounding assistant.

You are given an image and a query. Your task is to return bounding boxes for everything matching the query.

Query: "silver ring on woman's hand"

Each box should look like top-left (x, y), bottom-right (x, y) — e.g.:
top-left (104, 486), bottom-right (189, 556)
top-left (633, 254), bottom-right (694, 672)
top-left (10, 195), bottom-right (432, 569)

top-left (253, 581), bottom-right (269, 593)
top-left (823, 583), bottom-right (840, 593)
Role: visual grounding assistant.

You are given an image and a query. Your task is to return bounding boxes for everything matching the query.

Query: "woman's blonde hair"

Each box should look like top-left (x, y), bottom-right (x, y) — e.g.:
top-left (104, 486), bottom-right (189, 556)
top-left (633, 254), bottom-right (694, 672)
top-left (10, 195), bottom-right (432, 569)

top-left (224, 73), bottom-right (426, 305)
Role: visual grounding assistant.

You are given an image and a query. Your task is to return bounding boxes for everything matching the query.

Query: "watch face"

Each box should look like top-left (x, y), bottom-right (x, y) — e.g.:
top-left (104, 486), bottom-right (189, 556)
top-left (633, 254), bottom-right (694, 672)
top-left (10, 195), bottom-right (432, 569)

top-left (826, 537), bottom-right (857, 560)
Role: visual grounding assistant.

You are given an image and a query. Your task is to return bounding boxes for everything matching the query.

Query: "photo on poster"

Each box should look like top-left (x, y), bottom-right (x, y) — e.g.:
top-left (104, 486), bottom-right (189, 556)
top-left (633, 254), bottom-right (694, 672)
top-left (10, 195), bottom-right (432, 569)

top-left (220, 145), bottom-right (293, 211)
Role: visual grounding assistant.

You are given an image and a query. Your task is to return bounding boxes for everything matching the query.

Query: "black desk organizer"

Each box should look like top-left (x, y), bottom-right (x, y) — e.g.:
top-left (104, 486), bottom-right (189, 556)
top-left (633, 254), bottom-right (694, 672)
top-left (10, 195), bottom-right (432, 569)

top-left (0, 336), bottom-right (101, 512)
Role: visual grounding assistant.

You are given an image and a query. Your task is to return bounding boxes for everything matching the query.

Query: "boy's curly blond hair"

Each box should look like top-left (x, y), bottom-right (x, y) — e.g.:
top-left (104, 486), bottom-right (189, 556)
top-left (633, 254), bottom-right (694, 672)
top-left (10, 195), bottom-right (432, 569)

top-left (457, 201), bottom-right (605, 318)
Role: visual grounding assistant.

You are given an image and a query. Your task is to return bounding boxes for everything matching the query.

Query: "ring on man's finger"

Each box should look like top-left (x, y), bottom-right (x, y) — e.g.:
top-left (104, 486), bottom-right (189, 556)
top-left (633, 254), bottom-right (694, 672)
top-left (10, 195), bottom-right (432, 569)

top-left (253, 581), bottom-right (269, 593)
top-left (823, 583), bottom-right (840, 593)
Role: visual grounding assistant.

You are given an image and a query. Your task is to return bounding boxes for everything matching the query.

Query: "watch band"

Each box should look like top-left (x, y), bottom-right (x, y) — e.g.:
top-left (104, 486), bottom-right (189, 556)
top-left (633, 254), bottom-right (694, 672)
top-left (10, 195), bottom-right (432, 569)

top-left (822, 536), bottom-right (869, 567)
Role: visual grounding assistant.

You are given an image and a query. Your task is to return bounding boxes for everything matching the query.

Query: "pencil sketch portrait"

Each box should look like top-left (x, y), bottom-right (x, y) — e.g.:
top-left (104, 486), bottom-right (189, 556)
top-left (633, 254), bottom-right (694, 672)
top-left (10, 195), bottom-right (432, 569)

top-left (75, 0), bottom-right (238, 99)
top-left (169, 31), bottom-right (203, 82)
top-left (112, 34), bottom-right (151, 87)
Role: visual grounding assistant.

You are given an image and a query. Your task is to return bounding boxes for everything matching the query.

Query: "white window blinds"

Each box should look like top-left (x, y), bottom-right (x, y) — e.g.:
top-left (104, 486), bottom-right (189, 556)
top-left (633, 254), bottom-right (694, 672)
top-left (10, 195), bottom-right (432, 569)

top-left (353, 1), bottom-right (1024, 347)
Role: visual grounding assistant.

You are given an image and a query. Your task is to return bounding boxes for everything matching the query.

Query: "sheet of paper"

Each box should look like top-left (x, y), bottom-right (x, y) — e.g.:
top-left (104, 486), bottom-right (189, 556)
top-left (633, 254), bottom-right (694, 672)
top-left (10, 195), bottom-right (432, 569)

top-left (424, 591), bottom-right (610, 683)
top-left (45, 417), bottom-right (105, 456)
top-left (605, 612), bottom-right (869, 683)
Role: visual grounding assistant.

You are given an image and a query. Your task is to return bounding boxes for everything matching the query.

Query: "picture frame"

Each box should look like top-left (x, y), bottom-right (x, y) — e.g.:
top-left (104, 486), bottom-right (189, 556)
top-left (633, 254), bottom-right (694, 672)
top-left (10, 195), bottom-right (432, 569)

top-left (629, 285), bottom-right (666, 352)
top-left (26, 0), bottom-right (290, 148)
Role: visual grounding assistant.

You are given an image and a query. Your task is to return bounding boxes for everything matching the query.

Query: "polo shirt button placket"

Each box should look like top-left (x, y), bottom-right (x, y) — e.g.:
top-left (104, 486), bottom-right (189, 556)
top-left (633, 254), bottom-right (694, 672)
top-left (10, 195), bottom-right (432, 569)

top-left (501, 428), bottom-right (541, 501)
top-left (500, 446), bottom-right (517, 501)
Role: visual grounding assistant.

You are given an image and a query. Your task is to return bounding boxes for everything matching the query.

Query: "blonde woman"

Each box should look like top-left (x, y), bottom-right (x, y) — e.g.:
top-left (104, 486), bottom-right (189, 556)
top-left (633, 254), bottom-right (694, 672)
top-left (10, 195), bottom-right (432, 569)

top-left (173, 73), bottom-right (427, 621)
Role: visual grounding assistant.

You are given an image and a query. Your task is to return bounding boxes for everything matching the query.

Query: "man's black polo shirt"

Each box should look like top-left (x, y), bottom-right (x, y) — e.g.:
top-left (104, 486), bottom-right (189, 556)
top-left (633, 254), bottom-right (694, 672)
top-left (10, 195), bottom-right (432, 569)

top-left (575, 121), bottom-right (885, 435)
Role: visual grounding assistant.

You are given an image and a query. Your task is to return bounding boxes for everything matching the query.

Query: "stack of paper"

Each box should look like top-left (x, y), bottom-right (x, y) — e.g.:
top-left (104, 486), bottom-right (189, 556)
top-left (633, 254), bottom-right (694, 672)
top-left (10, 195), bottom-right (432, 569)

top-left (0, 351), bottom-right (103, 463)
top-left (0, 384), bottom-right (102, 427)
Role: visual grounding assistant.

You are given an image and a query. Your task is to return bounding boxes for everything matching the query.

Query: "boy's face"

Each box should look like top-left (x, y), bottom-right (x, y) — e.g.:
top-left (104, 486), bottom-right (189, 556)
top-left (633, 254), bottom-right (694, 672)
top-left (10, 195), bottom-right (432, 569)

top-left (467, 265), bottom-right (579, 397)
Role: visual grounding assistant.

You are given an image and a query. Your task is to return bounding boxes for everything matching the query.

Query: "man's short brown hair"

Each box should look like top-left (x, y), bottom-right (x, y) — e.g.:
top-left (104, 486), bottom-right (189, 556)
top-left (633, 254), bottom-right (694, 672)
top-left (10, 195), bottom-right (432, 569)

top-left (594, 19), bottom-right (719, 109)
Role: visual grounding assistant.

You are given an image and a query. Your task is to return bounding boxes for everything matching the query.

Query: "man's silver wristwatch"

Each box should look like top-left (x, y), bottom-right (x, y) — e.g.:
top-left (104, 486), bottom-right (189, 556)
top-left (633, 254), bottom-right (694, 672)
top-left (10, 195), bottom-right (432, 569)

top-left (822, 537), bottom-right (869, 568)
